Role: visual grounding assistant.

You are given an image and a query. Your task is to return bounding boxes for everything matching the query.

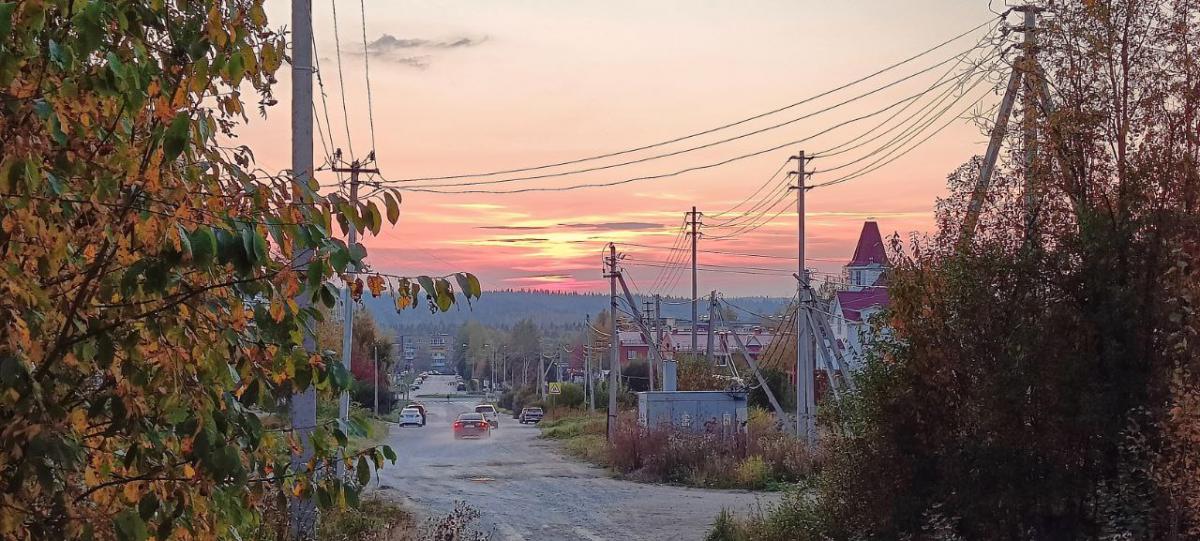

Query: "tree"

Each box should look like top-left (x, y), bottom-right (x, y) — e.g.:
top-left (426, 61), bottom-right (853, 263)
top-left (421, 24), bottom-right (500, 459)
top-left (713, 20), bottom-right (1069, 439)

top-left (784, 2), bottom-right (1200, 538)
top-left (0, 1), bottom-right (478, 538)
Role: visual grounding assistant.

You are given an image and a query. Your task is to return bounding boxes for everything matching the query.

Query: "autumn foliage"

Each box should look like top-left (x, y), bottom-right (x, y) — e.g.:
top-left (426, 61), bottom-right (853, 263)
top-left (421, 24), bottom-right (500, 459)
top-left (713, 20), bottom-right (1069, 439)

top-left (722, 1), bottom-right (1200, 539)
top-left (0, 1), bottom-right (476, 539)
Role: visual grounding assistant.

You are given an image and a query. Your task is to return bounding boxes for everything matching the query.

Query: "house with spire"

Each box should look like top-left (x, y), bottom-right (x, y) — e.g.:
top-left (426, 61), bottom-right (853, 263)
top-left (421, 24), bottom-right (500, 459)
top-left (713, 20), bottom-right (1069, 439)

top-left (828, 221), bottom-right (890, 370)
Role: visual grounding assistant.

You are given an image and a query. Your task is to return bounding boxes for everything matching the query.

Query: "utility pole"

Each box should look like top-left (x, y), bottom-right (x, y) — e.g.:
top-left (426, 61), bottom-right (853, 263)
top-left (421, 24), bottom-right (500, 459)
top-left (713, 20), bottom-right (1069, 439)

top-left (373, 344), bottom-right (379, 415)
top-left (960, 6), bottom-right (1043, 246)
top-left (289, 0), bottom-right (317, 534)
top-left (331, 159), bottom-right (379, 478)
top-left (705, 291), bottom-right (717, 364)
top-left (1019, 5), bottom-right (1041, 235)
top-left (642, 300), bottom-right (655, 391)
top-left (688, 207), bottom-right (701, 356)
top-left (586, 314), bottom-right (594, 412)
top-left (654, 295), bottom-right (662, 389)
top-left (606, 243), bottom-right (619, 443)
top-left (790, 150), bottom-right (816, 445)
top-left (538, 350), bottom-right (545, 400)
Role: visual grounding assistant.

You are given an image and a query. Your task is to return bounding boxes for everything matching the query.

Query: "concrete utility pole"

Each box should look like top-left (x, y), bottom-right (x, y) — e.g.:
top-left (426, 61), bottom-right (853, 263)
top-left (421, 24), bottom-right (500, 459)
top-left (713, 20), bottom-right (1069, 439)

top-left (331, 158), bottom-right (376, 478)
top-left (586, 314), bottom-right (594, 412)
top-left (642, 300), bottom-right (655, 391)
top-left (790, 150), bottom-right (816, 445)
top-left (654, 294), bottom-right (662, 384)
top-left (606, 243), bottom-right (619, 443)
top-left (1019, 5), bottom-right (1040, 235)
top-left (373, 345), bottom-right (379, 415)
top-left (705, 291), bottom-right (717, 364)
top-left (688, 207), bottom-right (701, 356)
top-left (288, 0), bottom-right (317, 534)
top-left (538, 349), bottom-right (545, 400)
top-left (961, 6), bottom-right (1042, 246)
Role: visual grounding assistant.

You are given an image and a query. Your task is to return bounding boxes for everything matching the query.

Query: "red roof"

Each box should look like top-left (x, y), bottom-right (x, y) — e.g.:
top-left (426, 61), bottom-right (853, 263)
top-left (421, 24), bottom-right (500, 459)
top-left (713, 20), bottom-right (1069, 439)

top-left (848, 221), bottom-right (887, 267)
top-left (835, 288), bottom-right (890, 322)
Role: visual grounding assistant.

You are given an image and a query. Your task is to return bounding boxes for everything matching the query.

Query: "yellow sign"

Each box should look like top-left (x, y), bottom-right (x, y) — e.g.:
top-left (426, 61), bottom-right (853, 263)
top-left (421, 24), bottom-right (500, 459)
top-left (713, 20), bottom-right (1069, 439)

top-left (548, 382), bottom-right (562, 395)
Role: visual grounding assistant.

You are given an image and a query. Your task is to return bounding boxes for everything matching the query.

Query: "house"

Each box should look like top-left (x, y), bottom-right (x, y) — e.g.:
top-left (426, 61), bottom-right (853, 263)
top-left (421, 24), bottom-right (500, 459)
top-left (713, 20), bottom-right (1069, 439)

top-left (617, 326), bottom-right (776, 366)
top-left (828, 221), bottom-right (890, 370)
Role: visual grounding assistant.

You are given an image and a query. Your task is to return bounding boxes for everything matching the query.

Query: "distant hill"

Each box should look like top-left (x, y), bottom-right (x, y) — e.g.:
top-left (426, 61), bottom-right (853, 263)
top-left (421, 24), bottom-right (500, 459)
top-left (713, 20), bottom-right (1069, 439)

top-left (361, 289), bottom-right (790, 334)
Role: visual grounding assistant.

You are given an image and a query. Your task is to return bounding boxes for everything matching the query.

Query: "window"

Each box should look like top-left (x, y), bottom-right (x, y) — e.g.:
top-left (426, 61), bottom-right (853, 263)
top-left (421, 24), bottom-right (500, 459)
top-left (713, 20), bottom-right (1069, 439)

top-left (627, 350), bottom-right (636, 360)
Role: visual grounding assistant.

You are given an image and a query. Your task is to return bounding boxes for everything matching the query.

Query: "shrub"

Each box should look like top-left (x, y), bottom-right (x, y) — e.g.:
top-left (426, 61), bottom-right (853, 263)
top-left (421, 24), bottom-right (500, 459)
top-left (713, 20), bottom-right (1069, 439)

top-left (735, 456), bottom-right (771, 490)
top-left (706, 509), bottom-right (747, 541)
top-left (547, 382), bottom-right (585, 409)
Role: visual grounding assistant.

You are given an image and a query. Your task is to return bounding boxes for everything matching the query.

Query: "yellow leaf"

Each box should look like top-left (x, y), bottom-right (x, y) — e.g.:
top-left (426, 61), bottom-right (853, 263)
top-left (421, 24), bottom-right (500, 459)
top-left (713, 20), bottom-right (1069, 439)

top-left (69, 408), bottom-right (88, 434)
top-left (122, 482), bottom-right (139, 503)
top-left (183, 464), bottom-right (196, 479)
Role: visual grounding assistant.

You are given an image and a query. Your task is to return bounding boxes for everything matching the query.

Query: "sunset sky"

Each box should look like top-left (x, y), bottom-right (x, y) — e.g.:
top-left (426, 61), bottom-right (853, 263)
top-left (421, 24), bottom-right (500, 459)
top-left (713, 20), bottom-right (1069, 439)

top-left (246, 1), bottom-right (1008, 296)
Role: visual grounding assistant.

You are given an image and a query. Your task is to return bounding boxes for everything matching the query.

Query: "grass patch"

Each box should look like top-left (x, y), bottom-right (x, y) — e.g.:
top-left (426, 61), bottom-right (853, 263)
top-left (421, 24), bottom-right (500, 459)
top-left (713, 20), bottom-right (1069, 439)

top-left (318, 497), bottom-right (416, 541)
top-left (541, 408), bottom-right (817, 491)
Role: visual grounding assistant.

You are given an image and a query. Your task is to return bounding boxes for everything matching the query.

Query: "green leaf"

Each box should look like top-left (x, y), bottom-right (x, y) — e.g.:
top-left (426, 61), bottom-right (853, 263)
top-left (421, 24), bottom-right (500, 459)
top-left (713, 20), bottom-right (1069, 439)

top-left (329, 244), bottom-right (349, 272)
top-left (0, 3), bottom-right (15, 39)
top-left (162, 112), bottom-right (190, 161)
top-left (466, 273), bottom-right (482, 298)
top-left (175, 224), bottom-right (192, 258)
top-left (356, 455), bottom-right (371, 486)
top-left (382, 445), bottom-right (397, 463)
top-left (113, 509), bottom-right (149, 541)
top-left (417, 276), bottom-right (435, 299)
top-left (367, 203), bottom-right (382, 235)
top-left (383, 192), bottom-right (400, 224)
top-left (332, 428), bottom-right (348, 448)
top-left (189, 226), bottom-right (217, 267)
top-left (348, 242), bottom-right (366, 263)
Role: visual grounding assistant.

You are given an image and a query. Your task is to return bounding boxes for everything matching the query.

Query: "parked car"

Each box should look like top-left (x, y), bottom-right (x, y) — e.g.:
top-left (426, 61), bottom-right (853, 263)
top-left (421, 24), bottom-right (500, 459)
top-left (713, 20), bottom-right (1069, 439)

top-left (474, 404), bottom-right (500, 428)
top-left (518, 407), bottom-right (543, 424)
top-left (399, 407), bottom-right (424, 427)
top-left (456, 382), bottom-right (467, 391)
top-left (407, 403), bottom-right (427, 425)
top-left (453, 413), bottom-right (491, 439)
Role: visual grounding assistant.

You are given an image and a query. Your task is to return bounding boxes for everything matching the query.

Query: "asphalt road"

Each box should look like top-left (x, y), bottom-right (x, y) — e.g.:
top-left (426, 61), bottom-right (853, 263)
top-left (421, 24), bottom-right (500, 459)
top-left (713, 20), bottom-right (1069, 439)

top-left (372, 375), bottom-right (772, 540)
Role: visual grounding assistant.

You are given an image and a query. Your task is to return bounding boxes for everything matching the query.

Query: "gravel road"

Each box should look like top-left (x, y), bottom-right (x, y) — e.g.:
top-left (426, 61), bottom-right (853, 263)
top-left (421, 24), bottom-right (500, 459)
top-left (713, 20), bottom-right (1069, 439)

top-left (372, 375), bottom-right (773, 540)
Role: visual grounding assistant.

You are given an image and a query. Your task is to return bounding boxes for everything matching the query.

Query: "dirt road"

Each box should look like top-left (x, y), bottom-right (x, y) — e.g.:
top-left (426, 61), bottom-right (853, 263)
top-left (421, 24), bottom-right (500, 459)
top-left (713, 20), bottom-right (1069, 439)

top-left (372, 375), bottom-right (773, 540)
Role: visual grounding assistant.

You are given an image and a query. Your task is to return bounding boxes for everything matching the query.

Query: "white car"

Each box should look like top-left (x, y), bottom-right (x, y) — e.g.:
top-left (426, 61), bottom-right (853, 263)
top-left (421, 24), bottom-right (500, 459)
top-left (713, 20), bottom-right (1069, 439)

top-left (474, 404), bottom-right (499, 428)
top-left (399, 407), bottom-right (424, 427)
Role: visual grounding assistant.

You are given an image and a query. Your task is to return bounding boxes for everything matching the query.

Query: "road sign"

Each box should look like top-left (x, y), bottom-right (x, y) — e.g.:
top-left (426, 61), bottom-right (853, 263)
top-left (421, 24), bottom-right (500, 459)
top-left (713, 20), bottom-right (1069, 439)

top-left (548, 382), bottom-right (562, 395)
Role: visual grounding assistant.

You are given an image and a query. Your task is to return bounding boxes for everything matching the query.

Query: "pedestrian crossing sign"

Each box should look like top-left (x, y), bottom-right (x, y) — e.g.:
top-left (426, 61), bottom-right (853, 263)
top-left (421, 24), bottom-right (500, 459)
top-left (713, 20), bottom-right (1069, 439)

top-left (548, 383), bottom-right (562, 395)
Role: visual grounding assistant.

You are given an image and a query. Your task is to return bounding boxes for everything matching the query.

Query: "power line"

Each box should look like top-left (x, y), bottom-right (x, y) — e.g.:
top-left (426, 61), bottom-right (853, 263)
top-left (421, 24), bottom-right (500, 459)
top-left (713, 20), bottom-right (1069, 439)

top-left (358, 0), bottom-right (377, 161)
top-left (810, 87), bottom-right (995, 189)
top-left (620, 241), bottom-right (848, 263)
top-left (390, 37), bottom-right (998, 190)
top-left (396, 57), bottom-right (998, 196)
top-left (706, 159), bottom-right (791, 220)
top-left (328, 0), bottom-right (355, 161)
top-left (380, 16), bottom-right (1003, 183)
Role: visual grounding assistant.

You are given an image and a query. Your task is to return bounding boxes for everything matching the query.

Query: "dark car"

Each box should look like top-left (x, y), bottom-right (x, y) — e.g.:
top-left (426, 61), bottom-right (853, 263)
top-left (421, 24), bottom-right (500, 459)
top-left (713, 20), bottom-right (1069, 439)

top-left (518, 407), bottom-right (543, 424)
top-left (453, 413), bottom-right (491, 439)
top-left (456, 382), bottom-right (466, 391)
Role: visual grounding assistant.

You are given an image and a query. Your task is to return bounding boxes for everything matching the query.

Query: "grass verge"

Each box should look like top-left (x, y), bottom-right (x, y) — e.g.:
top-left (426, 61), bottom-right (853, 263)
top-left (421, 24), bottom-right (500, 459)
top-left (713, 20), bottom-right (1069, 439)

top-left (539, 408), bottom-right (815, 491)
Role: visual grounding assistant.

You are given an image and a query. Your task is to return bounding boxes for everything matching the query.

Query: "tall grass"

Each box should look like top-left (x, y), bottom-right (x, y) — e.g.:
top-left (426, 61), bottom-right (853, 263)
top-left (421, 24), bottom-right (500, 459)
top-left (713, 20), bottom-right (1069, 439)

top-left (542, 408), bottom-right (818, 490)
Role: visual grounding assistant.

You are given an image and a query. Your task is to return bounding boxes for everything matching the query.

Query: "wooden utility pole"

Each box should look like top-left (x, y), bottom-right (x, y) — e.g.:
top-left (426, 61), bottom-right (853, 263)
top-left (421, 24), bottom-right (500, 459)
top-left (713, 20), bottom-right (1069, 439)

top-left (288, 0), bottom-right (317, 535)
top-left (606, 243), bottom-right (619, 442)
top-left (790, 151), bottom-right (816, 445)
